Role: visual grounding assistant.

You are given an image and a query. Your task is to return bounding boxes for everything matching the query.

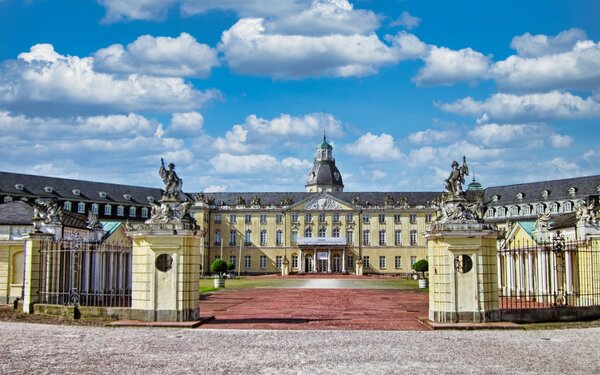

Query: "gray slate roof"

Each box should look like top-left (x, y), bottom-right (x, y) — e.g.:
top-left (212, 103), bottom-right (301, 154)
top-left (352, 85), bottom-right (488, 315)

top-left (0, 201), bottom-right (34, 225)
top-left (484, 175), bottom-right (600, 205)
top-left (0, 171), bottom-right (164, 205)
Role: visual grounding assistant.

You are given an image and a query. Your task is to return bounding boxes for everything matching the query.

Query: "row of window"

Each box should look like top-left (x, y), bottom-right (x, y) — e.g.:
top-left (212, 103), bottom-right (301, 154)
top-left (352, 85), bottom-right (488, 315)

top-left (219, 254), bottom-right (418, 270)
top-left (214, 228), bottom-right (419, 246)
top-left (213, 212), bottom-right (433, 225)
top-left (1, 196), bottom-right (150, 218)
top-left (485, 201), bottom-right (575, 218)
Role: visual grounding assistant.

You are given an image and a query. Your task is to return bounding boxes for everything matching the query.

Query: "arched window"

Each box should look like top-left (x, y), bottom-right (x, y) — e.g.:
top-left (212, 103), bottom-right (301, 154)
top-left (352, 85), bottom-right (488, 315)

top-left (141, 207), bottom-right (149, 218)
top-left (91, 203), bottom-right (99, 215)
top-left (63, 201), bottom-right (72, 211)
top-left (318, 227), bottom-right (326, 238)
top-left (104, 204), bottom-right (112, 215)
top-left (117, 205), bottom-right (124, 216)
top-left (332, 228), bottom-right (340, 238)
top-left (304, 227), bottom-right (313, 238)
top-left (77, 202), bottom-right (85, 214)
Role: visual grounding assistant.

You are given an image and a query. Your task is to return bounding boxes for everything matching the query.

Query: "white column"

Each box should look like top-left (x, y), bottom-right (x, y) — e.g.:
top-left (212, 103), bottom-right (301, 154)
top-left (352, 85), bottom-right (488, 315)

top-left (327, 249), bottom-right (332, 273)
top-left (342, 248), bottom-right (346, 274)
top-left (313, 249), bottom-right (317, 272)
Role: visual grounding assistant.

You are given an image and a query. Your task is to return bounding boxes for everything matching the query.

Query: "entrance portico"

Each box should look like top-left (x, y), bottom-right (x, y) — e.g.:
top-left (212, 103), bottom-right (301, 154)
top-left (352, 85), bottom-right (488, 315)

top-left (298, 237), bottom-right (347, 274)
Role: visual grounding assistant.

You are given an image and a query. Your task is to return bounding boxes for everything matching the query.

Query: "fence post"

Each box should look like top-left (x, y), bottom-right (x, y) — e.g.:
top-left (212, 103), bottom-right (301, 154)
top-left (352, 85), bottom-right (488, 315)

top-left (22, 233), bottom-right (52, 314)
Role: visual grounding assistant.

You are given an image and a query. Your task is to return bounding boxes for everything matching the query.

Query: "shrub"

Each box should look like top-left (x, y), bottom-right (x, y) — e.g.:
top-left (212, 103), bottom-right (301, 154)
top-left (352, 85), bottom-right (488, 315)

top-left (227, 262), bottom-right (236, 271)
top-left (412, 259), bottom-right (429, 279)
top-left (210, 259), bottom-right (228, 276)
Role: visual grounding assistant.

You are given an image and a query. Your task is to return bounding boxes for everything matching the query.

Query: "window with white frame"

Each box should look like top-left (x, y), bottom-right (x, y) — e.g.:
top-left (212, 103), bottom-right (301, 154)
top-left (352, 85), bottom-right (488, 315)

top-left (410, 230), bottom-right (418, 246)
top-left (260, 230), bottom-right (267, 246)
top-left (292, 254), bottom-right (298, 269)
top-left (229, 214), bottom-right (236, 224)
top-left (77, 202), bottom-right (85, 214)
top-left (497, 207), bottom-right (506, 217)
top-left (409, 214), bottom-right (417, 224)
top-left (117, 205), bottom-right (124, 216)
top-left (63, 201), bottom-right (72, 211)
top-left (141, 207), bottom-right (149, 218)
top-left (363, 256), bottom-right (370, 268)
top-left (318, 227), bottom-right (326, 238)
top-left (346, 213), bottom-right (353, 223)
top-left (245, 229), bottom-right (252, 245)
top-left (425, 214), bottom-right (432, 223)
top-left (276, 214), bottom-right (283, 224)
top-left (291, 230), bottom-right (298, 244)
top-left (394, 214), bottom-right (402, 223)
top-left (214, 214), bottom-right (221, 224)
top-left (333, 213), bottom-right (340, 223)
top-left (550, 203), bottom-right (558, 213)
top-left (229, 230), bottom-right (237, 246)
top-left (395, 256), bottom-right (402, 269)
top-left (276, 230), bottom-right (283, 246)
top-left (379, 230), bottom-right (386, 246)
top-left (260, 214), bottom-right (267, 224)
top-left (485, 209), bottom-right (494, 218)
top-left (347, 255), bottom-right (354, 269)
top-left (362, 230), bottom-right (370, 246)
top-left (214, 230), bottom-right (221, 245)
top-left (379, 256), bottom-right (386, 269)
top-left (244, 255), bottom-right (251, 268)
top-left (260, 255), bottom-right (267, 269)
top-left (510, 206), bottom-right (518, 216)
top-left (229, 255), bottom-right (236, 267)
top-left (3, 196), bottom-right (12, 203)
top-left (332, 228), bottom-right (340, 238)
top-left (535, 204), bottom-right (544, 214)
top-left (291, 213), bottom-right (299, 223)
top-left (522, 205), bottom-right (530, 216)
top-left (318, 213), bottom-right (326, 223)
top-left (378, 214), bottom-right (385, 224)
top-left (129, 206), bottom-right (136, 217)
top-left (563, 201), bottom-right (572, 212)
top-left (245, 214), bottom-right (252, 224)
top-left (104, 204), bottom-right (112, 215)
top-left (305, 213), bottom-right (312, 223)
top-left (91, 203), bottom-right (99, 215)
top-left (275, 256), bottom-right (282, 268)
top-left (346, 230), bottom-right (354, 245)
top-left (362, 214), bottom-right (370, 224)
top-left (410, 256), bottom-right (417, 267)
top-left (394, 229), bottom-right (402, 246)
top-left (304, 227), bottom-right (313, 237)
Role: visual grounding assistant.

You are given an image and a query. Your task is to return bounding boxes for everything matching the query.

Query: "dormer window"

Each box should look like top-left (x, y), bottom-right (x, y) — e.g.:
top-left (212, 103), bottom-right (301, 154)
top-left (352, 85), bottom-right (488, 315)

top-left (98, 191), bottom-right (107, 198)
top-left (563, 201), bottom-right (572, 212)
top-left (72, 189), bottom-right (80, 196)
top-left (147, 196), bottom-right (155, 203)
top-left (541, 190), bottom-right (549, 199)
top-left (568, 187), bottom-right (577, 197)
top-left (14, 184), bottom-right (24, 191)
top-left (123, 194), bottom-right (131, 200)
top-left (516, 193), bottom-right (524, 201)
top-left (492, 195), bottom-right (499, 202)
top-left (44, 186), bottom-right (53, 193)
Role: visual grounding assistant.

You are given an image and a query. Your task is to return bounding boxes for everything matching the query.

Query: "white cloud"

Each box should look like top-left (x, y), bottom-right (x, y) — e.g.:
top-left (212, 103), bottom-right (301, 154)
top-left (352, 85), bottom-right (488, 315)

top-left (210, 153), bottom-right (279, 174)
top-left (77, 113), bottom-right (157, 136)
top-left (168, 111), bottom-right (204, 137)
top-left (468, 123), bottom-right (571, 149)
top-left (510, 28), bottom-right (587, 57)
top-left (414, 46), bottom-right (491, 86)
top-left (582, 149), bottom-right (600, 162)
top-left (204, 185), bottom-right (227, 193)
top-left (281, 157), bottom-right (312, 170)
top-left (214, 125), bottom-right (250, 153)
top-left (245, 113), bottom-right (343, 137)
top-left (219, 18), bottom-right (400, 78)
top-left (345, 132), bottom-right (402, 161)
top-left (390, 11), bottom-right (421, 30)
top-left (94, 33), bottom-right (219, 78)
top-left (0, 44), bottom-right (220, 115)
top-left (407, 129), bottom-right (458, 145)
top-left (179, 0), bottom-right (300, 18)
top-left (98, 0), bottom-right (178, 23)
top-left (492, 39), bottom-right (600, 91)
top-left (372, 169), bottom-right (387, 179)
top-left (438, 91), bottom-right (600, 122)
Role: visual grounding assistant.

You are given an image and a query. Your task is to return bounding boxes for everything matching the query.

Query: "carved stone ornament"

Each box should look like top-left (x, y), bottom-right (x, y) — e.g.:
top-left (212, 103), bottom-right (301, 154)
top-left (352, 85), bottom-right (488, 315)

top-left (576, 199), bottom-right (597, 226)
top-left (236, 196), bottom-right (246, 206)
top-left (145, 200), bottom-right (193, 224)
top-left (158, 158), bottom-right (182, 200)
top-left (384, 195), bottom-right (396, 206)
top-left (281, 196), bottom-right (294, 206)
top-left (444, 156), bottom-right (469, 196)
top-left (33, 200), bottom-right (62, 224)
top-left (193, 192), bottom-right (206, 203)
top-left (433, 194), bottom-right (481, 224)
top-left (304, 196), bottom-right (343, 210)
top-left (250, 195), bottom-right (261, 206)
top-left (86, 211), bottom-right (103, 230)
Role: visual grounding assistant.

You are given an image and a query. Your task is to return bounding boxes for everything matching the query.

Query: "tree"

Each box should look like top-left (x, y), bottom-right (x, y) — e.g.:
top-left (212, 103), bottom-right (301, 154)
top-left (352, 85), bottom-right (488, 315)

top-left (227, 262), bottom-right (235, 272)
top-left (210, 259), bottom-right (228, 277)
top-left (412, 259), bottom-right (429, 279)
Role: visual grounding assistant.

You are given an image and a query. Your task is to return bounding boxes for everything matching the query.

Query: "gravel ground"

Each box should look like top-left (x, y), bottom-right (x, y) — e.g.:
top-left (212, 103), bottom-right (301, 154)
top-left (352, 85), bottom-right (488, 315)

top-left (1, 322), bottom-right (599, 374)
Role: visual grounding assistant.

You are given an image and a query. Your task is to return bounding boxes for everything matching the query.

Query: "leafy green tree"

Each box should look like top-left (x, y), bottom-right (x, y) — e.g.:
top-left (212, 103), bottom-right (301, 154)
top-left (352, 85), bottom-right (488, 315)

top-left (412, 259), bottom-right (429, 279)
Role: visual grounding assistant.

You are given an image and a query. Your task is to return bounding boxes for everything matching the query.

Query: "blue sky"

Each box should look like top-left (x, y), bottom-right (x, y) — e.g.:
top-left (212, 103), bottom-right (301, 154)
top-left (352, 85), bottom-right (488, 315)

top-left (0, 0), bottom-right (599, 193)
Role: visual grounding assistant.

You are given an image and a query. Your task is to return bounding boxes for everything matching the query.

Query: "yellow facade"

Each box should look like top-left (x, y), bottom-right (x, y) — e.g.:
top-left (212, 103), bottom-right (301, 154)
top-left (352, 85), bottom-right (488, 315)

top-left (193, 193), bottom-right (434, 275)
top-left (0, 240), bottom-right (25, 303)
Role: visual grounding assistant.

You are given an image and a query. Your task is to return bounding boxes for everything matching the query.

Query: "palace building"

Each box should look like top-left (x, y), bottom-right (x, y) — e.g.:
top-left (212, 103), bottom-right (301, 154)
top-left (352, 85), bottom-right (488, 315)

top-left (1, 134), bottom-right (599, 278)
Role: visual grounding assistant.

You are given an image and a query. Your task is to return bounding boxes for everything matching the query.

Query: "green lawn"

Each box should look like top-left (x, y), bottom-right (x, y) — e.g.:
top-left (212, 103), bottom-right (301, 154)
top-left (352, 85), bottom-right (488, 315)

top-left (199, 277), bottom-right (422, 293)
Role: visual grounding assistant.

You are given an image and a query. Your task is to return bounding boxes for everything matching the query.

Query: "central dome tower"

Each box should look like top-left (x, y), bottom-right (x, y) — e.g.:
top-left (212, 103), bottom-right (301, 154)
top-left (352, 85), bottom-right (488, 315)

top-left (305, 131), bottom-right (344, 193)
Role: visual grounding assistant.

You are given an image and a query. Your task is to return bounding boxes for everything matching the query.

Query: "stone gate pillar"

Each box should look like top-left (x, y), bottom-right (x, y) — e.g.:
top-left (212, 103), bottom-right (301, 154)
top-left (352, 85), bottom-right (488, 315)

top-left (425, 195), bottom-right (500, 323)
top-left (22, 232), bottom-right (53, 314)
top-left (128, 226), bottom-right (201, 322)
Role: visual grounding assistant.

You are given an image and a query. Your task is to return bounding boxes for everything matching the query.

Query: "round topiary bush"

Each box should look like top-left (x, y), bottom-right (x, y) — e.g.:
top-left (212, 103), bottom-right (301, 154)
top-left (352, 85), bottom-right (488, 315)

top-left (412, 259), bottom-right (429, 279)
top-left (210, 259), bottom-right (228, 277)
top-left (227, 262), bottom-right (236, 271)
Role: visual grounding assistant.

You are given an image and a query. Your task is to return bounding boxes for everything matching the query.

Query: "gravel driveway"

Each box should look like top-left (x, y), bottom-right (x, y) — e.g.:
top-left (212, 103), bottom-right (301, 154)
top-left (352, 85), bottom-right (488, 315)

top-left (1, 322), bottom-right (599, 374)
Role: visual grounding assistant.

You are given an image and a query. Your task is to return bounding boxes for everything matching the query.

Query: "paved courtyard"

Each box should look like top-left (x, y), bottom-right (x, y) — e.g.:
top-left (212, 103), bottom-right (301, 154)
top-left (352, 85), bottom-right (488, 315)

top-left (200, 286), bottom-right (429, 330)
top-left (1, 322), bottom-right (599, 374)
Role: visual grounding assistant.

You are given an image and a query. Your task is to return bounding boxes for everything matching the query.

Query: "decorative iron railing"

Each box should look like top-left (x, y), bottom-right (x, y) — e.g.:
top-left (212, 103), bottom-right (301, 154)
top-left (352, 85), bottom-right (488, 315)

top-left (498, 234), bottom-right (600, 309)
top-left (38, 233), bottom-right (132, 307)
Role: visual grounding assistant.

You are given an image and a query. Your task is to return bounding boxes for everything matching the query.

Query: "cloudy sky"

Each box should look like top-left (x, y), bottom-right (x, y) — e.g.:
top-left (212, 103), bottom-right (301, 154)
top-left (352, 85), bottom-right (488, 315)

top-left (1, 0), bottom-right (599, 193)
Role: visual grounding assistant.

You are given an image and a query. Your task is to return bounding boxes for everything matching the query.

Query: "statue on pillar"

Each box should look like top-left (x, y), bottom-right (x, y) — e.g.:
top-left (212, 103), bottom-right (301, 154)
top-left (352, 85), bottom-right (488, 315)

top-left (444, 156), bottom-right (469, 196)
top-left (159, 158), bottom-right (182, 200)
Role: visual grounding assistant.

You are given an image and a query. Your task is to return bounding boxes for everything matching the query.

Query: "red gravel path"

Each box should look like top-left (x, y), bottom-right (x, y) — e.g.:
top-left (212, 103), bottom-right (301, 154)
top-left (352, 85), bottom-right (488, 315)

top-left (199, 288), bottom-right (429, 331)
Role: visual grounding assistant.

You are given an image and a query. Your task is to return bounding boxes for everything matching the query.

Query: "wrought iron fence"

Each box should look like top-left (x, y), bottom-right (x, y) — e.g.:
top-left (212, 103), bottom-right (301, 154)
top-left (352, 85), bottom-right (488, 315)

top-left (38, 233), bottom-right (132, 307)
top-left (498, 234), bottom-right (600, 309)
